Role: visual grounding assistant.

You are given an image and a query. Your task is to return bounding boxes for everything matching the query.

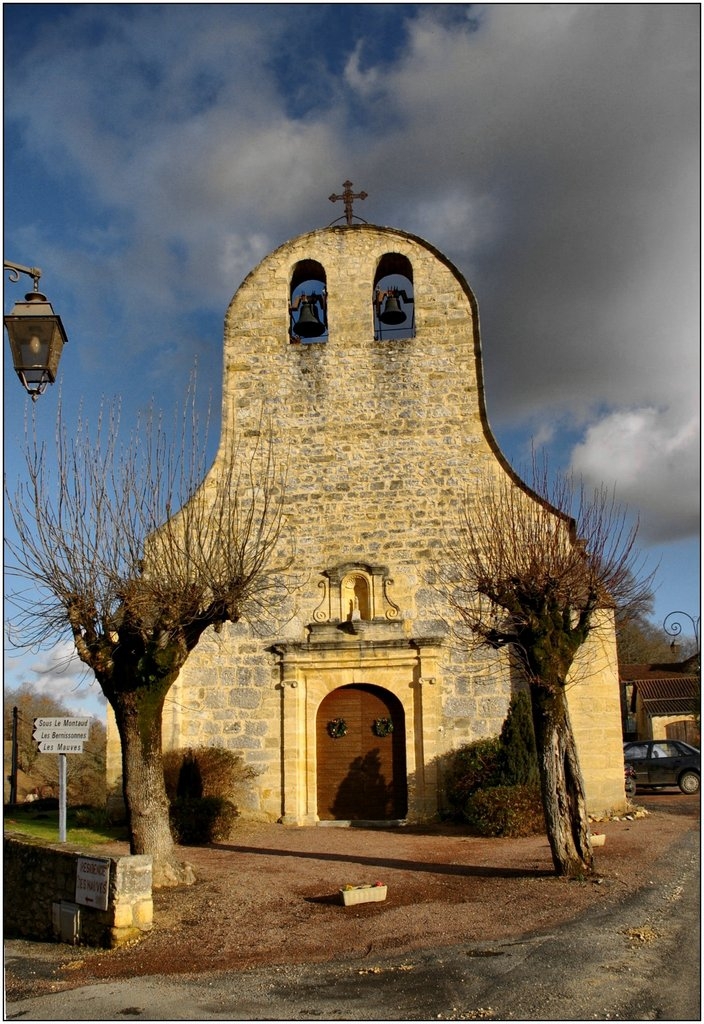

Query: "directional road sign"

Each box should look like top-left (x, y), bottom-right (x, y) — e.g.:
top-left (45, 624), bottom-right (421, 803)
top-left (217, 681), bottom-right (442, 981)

top-left (33, 717), bottom-right (91, 734)
top-left (33, 717), bottom-right (91, 753)
top-left (37, 740), bottom-right (85, 754)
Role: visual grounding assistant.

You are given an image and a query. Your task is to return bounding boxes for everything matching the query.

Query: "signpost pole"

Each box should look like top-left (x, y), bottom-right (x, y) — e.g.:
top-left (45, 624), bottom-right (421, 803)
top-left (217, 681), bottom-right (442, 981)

top-left (58, 753), bottom-right (67, 842)
top-left (32, 718), bottom-right (91, 840)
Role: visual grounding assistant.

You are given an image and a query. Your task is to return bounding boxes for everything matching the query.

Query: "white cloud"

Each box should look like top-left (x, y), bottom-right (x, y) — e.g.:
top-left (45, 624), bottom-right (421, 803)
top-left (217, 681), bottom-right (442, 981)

top-left (5, 642), bottom-right (105, 716)
top-left (570, 406), bottom-right (700, 542)
top-left (412, 190), bottom-right (501, 259)
top-left (344, 40), bottom-right (383, 97)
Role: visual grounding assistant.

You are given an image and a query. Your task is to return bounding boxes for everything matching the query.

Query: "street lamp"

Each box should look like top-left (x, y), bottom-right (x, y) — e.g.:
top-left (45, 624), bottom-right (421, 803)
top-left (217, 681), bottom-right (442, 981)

top-left (4, 260), bottom-right (68, 400)
top-left (663, 611), bottom-right (700, 655)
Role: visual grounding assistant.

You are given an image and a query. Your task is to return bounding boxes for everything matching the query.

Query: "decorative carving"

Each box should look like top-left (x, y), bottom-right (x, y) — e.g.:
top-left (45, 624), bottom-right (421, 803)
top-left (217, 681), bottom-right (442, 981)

top-left (383, 577), bottom-right (400, 620)
top-left (313, 578), bottom-right (329, 622)
top-left (313, 563), bottom-right (402, 627)
top-left (342, 572), bottom-right (371, 621)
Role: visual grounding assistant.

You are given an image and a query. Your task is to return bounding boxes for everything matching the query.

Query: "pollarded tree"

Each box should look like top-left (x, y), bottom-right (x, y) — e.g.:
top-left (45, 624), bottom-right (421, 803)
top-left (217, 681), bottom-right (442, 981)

top-left (5, 391), bottom-right (290, 886)
top-left (438, 462), bottom-right (652, 877)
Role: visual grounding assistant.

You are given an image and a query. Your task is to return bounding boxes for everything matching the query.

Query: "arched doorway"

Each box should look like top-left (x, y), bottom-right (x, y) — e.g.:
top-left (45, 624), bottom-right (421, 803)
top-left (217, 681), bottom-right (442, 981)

top-left (316, 684), bottom-right (407, 821)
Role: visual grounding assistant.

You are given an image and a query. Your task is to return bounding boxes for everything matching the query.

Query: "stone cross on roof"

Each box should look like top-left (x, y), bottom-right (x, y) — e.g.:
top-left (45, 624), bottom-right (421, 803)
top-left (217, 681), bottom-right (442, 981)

top-left (329, 180), bottom-right (368, 225)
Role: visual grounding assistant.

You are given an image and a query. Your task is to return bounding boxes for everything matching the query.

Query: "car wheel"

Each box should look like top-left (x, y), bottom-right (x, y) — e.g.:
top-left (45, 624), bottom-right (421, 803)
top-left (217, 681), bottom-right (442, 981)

top-left (678, 770), bottom-right (700, 794)
top-left (625, 779), bottom-right (637, 798)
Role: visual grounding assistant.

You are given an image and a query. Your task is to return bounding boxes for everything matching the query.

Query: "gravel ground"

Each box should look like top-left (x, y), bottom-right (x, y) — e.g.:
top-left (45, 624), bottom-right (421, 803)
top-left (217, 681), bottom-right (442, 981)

top-left (4, 791), bottom-right (699, 1004)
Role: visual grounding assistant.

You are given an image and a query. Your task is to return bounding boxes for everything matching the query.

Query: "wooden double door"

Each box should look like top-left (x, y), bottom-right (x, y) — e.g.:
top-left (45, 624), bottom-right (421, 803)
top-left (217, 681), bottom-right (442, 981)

top-left (316, 684), bottom-right (407, 821)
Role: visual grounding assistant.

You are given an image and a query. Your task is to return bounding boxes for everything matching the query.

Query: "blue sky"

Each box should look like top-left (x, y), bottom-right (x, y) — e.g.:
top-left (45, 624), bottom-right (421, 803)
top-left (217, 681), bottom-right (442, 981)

top-left (4, 3), bottom-right (700, 718)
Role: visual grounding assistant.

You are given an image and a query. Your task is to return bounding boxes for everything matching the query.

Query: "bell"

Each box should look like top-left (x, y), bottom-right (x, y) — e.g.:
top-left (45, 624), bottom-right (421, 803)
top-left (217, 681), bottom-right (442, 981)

top-left (379, 293), bottom-right (406, 325)
top-left (295, 299), bottom-right (325, 338)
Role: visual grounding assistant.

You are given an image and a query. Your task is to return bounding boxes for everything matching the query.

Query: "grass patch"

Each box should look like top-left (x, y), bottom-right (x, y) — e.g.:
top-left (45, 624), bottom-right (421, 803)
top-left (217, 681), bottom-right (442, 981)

top-left (4, 803), bottom-right (128, 846)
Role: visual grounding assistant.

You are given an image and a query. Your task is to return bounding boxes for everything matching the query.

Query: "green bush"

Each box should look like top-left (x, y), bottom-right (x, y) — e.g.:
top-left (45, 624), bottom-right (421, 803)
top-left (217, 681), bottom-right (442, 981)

top-left (443, 693), bottom-right (542, 836)
top-left (496, 692), bottom-right (539, 788)
top-left (443, 737), bottom-right (501, 815)
top-left (164, 746), bottom-right (257, 844)
top-left (72, 805), bottom-right (111, 829)
top-left (463, 784), bottom-right (545, 837)
top-left (169, 796), bottom-right (239, 845)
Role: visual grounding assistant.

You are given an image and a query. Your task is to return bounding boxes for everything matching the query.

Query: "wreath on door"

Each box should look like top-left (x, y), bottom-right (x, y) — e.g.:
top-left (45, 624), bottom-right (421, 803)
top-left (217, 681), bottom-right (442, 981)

top-left (373, 717), bottom-right (394, 737)
top-left (327, 718), bottom-right (348, 739)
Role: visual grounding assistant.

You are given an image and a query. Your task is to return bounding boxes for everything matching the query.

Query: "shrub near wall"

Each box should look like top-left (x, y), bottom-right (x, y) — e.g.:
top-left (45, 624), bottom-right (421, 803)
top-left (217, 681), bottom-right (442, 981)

top-left (163, 747), bottom-right (255, 844)
top-left (169, 797), bottom-right (239, 844)
top-left (443, 738), bottom-right (501, 816)
top-left (462, 784), bottom-right (545, 837)
top-left (444, 693), bottom-right (545, 837)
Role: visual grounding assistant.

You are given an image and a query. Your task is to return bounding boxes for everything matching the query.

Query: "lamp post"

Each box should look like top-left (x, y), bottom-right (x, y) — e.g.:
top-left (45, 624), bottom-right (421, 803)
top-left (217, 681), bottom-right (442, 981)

top-left (4, 260), bottom-right (68, 400)
top-left (663, 611), bottom-right (700, 656)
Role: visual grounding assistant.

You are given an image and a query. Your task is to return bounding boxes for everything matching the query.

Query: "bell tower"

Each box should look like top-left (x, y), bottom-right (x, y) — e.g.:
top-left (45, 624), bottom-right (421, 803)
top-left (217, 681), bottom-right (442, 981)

top-left (211, 218), bottom-right (514, 823)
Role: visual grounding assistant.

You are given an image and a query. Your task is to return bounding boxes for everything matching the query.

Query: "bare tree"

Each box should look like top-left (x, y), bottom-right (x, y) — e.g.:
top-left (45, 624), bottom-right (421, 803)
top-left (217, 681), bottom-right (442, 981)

top-left (438, 462), bottom-right (652, 877)
top-left (5, 391), bottom-right (290, 886)
top-left (617, 616), bottom-right (679, 666)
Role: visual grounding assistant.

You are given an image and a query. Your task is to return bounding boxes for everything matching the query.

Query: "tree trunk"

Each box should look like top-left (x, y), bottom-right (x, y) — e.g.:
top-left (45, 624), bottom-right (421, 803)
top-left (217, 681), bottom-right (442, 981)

top-left (110, 687), bottom-right (195, 888)
top-left (530, 681), bottom-right (594, 877)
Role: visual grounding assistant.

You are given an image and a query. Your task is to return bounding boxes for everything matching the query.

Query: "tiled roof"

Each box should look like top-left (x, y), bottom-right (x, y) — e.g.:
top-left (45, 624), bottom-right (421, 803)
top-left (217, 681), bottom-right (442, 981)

top-left (631, 675), bottom-right (700, 716)
top-left (641, 697), bottom-right (698, 717)
top-left (620, 661), bottom-right (700, 682)
top-left (635, 677), bottom-right (699, 700)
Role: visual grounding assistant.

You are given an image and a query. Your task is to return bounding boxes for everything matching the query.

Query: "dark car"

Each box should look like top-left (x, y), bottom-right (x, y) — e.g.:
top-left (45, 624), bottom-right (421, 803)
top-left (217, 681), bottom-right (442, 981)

top-left (623, 739), bottom-right (700, 794)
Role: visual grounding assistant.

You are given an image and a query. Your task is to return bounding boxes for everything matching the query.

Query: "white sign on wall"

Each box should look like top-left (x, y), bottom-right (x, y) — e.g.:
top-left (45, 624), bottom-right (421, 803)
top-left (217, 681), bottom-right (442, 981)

top-left (75, 856), bottom-right (110, 910)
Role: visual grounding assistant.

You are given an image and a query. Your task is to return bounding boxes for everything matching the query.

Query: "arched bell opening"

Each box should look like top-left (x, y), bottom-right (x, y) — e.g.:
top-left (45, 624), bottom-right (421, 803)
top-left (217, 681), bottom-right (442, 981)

top-left (290, 259), bottom-right (327, 343)
top-left (316, 684), bottom-right (407, 821)
top-left (373, 253), bottom-right (415, 340)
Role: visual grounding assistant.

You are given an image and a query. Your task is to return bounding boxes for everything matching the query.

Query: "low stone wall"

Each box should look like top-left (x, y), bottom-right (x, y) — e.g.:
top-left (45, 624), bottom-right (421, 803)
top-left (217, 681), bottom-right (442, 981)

top-left (4, 833), bottom-right (152, 948)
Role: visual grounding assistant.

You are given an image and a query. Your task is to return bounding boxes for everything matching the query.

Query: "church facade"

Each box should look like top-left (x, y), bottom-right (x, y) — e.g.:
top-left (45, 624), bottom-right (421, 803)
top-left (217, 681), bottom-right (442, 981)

top-left (107, 220), bottom-right (627, 824)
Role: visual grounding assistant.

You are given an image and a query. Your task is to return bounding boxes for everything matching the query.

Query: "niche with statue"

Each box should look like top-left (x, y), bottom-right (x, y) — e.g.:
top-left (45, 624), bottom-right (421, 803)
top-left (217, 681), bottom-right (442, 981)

top-left (311, 562), bottom-right (401, 632)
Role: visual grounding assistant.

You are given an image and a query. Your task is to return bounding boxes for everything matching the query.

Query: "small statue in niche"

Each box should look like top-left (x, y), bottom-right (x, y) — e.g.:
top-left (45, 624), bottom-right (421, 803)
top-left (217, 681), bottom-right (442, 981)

top-left (342, 572), bottom-right (372, 621)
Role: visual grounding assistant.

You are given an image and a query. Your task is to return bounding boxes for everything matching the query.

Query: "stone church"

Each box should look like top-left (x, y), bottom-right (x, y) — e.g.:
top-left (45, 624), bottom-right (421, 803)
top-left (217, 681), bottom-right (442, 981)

top-left (107, 205), bottom-right (627, 824)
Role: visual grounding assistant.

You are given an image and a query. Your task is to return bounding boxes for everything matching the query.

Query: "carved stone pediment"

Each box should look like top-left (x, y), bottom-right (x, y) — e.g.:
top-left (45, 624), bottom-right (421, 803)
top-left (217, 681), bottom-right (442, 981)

top-left (312, 563), bottom-right (401, 627)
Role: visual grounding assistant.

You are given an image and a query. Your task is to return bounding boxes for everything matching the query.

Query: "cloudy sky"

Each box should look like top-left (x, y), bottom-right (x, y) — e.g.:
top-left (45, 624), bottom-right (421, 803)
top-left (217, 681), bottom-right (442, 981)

top-left (4, 3), bottom-right (699, 717)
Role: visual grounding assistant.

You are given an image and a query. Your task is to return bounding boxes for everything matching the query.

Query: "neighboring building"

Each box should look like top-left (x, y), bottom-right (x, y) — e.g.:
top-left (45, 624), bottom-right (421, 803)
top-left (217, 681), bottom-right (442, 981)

top-left (620, 657), bottom-right (700, 744)
top-left (106, 219), bottom-right (628, 822)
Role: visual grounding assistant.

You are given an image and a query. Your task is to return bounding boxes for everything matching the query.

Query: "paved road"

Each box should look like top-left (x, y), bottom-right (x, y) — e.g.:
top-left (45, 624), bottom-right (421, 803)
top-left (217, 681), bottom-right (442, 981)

top-left (5, 826), bottom-right (699, 1021)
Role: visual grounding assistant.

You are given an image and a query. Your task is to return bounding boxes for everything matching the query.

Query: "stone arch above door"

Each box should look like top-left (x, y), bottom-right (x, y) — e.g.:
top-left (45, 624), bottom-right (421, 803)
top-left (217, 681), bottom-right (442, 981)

top-left (316, 684), bottom-right (407, 821)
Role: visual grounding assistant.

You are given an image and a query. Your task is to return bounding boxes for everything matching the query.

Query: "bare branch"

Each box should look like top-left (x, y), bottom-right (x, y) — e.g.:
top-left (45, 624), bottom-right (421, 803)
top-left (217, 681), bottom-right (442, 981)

top-left (436, 462), bottom-right (655, 676)
top-left (5, 389), bottom-right (293, 667)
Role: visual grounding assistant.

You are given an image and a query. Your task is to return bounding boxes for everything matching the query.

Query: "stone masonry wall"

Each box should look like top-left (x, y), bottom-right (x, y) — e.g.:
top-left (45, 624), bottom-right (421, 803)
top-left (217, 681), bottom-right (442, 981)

top-left (4, 834), bottom-right (152, 948)
top-left (106, 224), bottom-right (627, 822)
